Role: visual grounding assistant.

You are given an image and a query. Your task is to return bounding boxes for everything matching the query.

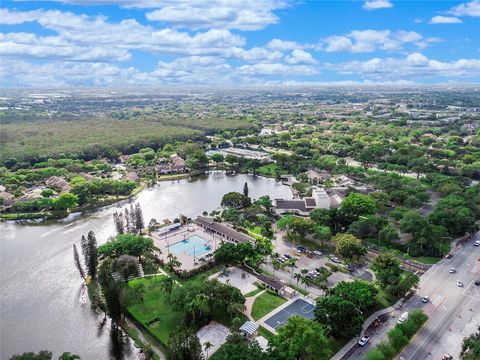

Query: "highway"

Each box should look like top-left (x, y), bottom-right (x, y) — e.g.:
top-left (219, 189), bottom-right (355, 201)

top-left (347, 232), bottom-right (480, 360)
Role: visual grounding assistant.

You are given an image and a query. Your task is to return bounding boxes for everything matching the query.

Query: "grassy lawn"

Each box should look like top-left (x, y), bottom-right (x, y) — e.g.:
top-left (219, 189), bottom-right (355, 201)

top-left (244, 286), bottom-right (263, 298)
top-left (127, 276), bottom-right (184, 347)
top-left (251, 291), bottom-right (287, 320)
top-left (127, 267), bottom-right (245, 348)
top-left (403, 253), bottom-right (442, 265)
top-left (257, 163), bottom-right (286, 177)
top-left (258, 325), bottom-right (275, 341)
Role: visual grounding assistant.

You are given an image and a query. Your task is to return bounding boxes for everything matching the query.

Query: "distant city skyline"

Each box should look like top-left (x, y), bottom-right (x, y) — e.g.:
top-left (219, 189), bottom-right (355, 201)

top-left (1, 0), bottom-right (479, 87)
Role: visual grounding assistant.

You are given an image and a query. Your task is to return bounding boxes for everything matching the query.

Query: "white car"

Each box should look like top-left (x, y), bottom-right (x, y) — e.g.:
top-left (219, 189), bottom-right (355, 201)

top-left (397, 312), bottom-right (409, 324)
top-left (358, 336), bottom-right (370, 346)
top-left (457, 280), bottom-right (463, 287)
top-left (421, 295), bottom-right (429, 303)
top-left (449, 268), bottom-right (456, 274)
top-left (330, 256), bottom-right (340, 263)
top-left (474, 240), bottom-right (480, 246)
top-left (313, 250), bottom-right (322, 256)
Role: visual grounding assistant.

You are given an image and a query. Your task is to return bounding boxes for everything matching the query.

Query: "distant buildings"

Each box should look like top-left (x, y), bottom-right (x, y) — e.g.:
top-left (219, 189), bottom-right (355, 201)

top-left (206, 147), bottom-right (271, 161)
top-left (274, 188), bottom-right (331, 216)
top-left (156, 154), bottom-right (189, 174)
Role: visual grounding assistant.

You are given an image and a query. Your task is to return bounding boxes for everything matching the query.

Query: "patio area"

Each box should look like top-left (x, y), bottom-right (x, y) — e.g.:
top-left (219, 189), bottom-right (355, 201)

top-left (209, 266), bottom-right (258, 295)
top-left (197, 321), bottom-right (230, 359)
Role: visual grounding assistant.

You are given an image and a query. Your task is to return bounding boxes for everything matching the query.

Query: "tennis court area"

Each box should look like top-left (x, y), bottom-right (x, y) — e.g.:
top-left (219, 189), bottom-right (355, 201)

top-left (264, 298), bottom-right (315, 330)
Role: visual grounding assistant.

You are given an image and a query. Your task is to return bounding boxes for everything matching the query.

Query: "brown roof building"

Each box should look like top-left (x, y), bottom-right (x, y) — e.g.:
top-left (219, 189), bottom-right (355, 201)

top-left (195, 216), bottom-right (253, 244)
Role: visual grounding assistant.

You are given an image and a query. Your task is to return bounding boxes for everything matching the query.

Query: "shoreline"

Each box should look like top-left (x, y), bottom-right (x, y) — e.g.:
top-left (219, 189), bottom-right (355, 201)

top-left (0, 170), bottom-right (281, 223)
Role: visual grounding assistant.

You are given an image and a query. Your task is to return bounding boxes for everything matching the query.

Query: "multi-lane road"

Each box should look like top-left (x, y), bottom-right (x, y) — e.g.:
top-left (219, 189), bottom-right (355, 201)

top-left (347, 232), bottom-right (480, 360)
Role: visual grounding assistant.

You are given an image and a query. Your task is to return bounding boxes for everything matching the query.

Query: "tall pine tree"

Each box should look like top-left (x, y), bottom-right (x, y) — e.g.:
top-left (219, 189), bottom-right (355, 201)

top-left (129, 204), bottom-right (136, 232)
top-left (124, 207), bottom-right (131, 233)
top-left (86, 231), bottom-right (98, 278)
top-left (113, 212), bottom-right (125, 235)
top-left (81, 231), bottom-right (98, 278)
top-left (73, 244), bottom-right (85, 280)
top-left (243, 182), bottom-right (249, 198)
top-left (134, 203), bottom-right (144, 233)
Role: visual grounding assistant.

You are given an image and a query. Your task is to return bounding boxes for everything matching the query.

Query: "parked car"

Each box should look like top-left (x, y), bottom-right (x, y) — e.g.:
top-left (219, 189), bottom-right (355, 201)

top-left (457, 280), bottom-right (463, 287)
top-left (397, 312), bottom-right (409, 324)
top-left (442, 354), bottom-right (453, 360)
top-left (284, 254), bottom-right (292, 259)
top-left (422, 295), bottom-right (429, 303)
top-left (449, 268), bottom-right (456, 274)
top-left (444, 253), bottom-right (453, 259)
top-left (313, 250), bottom-right (322, 256)
top-left (330, 256), bottom-right (340, 263)
top-left (475, 280), bottom-right (480, 286)
top-left (474, 240), bottom-right (480, 246)
top-left (358, 336), bottom-right (370, 346)
top-left (344, 264), bottom-right (353, 272)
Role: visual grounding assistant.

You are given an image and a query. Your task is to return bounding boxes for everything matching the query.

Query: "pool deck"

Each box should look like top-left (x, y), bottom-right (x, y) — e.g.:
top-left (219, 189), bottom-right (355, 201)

top-left (152, 224), bottom-right (219, 271)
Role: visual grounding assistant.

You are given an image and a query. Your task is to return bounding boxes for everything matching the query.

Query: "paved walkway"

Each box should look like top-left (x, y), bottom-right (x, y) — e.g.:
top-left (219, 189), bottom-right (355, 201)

top-left (243, 290), bottom-right (266, 321)
top-left (125, 318), bottom-right (166, 360)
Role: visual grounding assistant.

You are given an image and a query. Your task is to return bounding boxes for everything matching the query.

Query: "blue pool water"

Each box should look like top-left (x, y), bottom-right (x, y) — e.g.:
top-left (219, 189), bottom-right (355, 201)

top-left (169, 235), bottom-right (212, 256)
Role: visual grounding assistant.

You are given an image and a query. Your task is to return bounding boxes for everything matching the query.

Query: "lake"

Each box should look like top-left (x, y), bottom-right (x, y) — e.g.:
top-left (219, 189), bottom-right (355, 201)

top-left (0, 172), bottom-right (292, 359)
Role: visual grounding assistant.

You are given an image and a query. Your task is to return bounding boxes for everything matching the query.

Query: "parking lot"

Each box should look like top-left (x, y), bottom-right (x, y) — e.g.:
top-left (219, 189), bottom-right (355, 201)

top-left (265, 230), bottom-right (371, 295)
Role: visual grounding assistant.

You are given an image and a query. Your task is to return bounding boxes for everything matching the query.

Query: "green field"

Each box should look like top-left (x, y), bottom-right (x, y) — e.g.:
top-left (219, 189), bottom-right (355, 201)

top-left (0, 116), bottom-right (253, 163)
top-left (251, 291), bottom-right (287, 320)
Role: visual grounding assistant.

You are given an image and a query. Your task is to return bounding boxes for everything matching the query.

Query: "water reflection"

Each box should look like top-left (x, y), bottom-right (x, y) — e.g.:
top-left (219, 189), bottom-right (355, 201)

top-left (0, 173), bottom-right (292, 359)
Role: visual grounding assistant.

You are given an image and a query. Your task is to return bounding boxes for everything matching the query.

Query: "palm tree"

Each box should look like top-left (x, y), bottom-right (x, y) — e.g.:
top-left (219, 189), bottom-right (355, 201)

top-left (300, 275), bottom-right (312, 291)
top-left (189, 293), bottom-right (210, 323)
top-left (204, 341), bottom-right (213, 358)
top-left (294, 272), bottom-right (302, 287)
top-left (227, 302), bottom-right (246, 319)
top-left (287, 258), bottom-right (297, 284)
top-left (166, 253), bottom-right (181, 272)
top-left (160, 276), bottom-right (174, 294)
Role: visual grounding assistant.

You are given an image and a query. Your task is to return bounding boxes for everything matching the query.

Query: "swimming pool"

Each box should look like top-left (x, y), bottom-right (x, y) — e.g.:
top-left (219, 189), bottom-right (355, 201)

top-left (168, 235), bottom-right (212, 257)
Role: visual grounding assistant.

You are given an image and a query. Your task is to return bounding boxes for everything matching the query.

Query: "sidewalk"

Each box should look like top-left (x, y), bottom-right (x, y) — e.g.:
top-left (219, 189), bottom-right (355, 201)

top-left (243, 289), bottom-right (266, 321)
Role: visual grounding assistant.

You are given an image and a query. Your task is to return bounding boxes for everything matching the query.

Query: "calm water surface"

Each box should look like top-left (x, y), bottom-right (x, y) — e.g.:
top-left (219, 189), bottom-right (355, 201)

top-left (0, 173), bottom-right (291, 359)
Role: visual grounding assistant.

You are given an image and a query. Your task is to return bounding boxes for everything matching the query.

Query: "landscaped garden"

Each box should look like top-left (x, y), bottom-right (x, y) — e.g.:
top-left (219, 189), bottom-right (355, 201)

top-left (127, 276), bottom-right (184, 347)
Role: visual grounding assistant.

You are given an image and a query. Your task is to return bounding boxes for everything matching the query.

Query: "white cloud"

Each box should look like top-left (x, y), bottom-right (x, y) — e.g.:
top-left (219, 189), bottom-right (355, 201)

top-left (329, 53), bottom-right (480, 80)
top-left (285, 49), bottom-right (317, 65)
top-left (236, 63), bottom-right (318, 76)
top-left (1, 9), bottom-right (285, 62)
top-left (151, 56), bottom-right (233, 84)
top-left (0, 60), bottom-right (147, 87)
top-left (414, 37), bottom-right (443, 50)
top-left (0, 32), bottom-right (131, 62)
top-left (429, 16), bottom-right (463, 24)
top-left (363, 0), bottom-right (393, 10)
top-left (323, 36), bottom-right (353, 52)
top-left (145, 0), bottom-right (287, 30)
top-left (449, 0), bottom-right (480, 17)
top-left (320, 29), bottom-right (424, 53)
top-left (267, 39), bottom-right (305, 51)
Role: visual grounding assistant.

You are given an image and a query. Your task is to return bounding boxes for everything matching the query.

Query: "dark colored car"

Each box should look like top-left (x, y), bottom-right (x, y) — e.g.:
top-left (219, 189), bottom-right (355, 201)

top-left (475, 280), bottom-right (480, 286)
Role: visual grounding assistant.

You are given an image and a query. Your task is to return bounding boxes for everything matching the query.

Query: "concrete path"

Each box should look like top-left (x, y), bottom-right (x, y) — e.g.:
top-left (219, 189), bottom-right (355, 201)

top-left (243, 290), bottom-right (266, 321)
top-left (125, 317), bottom-right (166, 360)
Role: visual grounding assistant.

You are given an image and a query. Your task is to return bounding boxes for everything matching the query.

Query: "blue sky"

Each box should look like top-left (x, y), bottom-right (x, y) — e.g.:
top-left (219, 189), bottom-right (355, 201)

top-left (1, 0), bottom-right (479, 87)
